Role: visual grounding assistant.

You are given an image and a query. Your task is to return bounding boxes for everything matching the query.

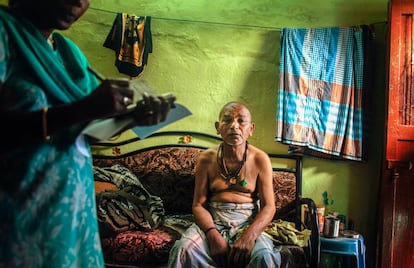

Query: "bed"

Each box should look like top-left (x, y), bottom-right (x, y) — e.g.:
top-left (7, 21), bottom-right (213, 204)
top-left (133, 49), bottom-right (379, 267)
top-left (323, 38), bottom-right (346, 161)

top-left (91, 131), bottom-right (320, 267)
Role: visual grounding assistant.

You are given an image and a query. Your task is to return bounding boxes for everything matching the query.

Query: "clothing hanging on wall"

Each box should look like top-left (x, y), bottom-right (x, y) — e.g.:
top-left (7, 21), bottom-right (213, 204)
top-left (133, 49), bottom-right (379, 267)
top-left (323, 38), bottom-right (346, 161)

top-left (103, 13), bottom-right (152, 77)
top-left (275, 26), bottom-right (374, 161)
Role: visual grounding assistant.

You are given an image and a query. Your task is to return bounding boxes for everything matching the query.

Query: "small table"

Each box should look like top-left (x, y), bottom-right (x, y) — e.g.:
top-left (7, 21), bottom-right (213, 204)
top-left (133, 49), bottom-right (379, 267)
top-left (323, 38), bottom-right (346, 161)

top-left (320, 235), bottom-right (366, 268)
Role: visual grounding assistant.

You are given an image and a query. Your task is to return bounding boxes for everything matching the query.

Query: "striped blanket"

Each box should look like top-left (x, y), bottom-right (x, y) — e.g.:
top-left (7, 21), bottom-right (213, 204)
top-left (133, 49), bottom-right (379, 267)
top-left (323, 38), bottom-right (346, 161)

top-left (275, 26), bottom-right (374, 161)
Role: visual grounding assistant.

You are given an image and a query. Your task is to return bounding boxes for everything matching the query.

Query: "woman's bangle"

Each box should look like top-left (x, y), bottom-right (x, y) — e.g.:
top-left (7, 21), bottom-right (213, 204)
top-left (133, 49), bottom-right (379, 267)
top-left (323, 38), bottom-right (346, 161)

top-left (204, 226), bottom-right (217, 235)
top-left (42, 107), bottom-right (51, 141)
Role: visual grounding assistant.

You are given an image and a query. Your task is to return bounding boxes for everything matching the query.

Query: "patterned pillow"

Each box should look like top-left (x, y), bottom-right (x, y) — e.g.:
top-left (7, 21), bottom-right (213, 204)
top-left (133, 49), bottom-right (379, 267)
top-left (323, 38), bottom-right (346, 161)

top-left (100, 214), bottom-right (195, 266)
top-left (101, 227), bottom-right (181, 266)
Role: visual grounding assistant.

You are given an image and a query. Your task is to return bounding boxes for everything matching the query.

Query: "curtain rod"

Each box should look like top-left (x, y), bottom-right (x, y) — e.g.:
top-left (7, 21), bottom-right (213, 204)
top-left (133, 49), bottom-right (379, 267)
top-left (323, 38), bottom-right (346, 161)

top-left (89, 7), bottom-right (387, 31)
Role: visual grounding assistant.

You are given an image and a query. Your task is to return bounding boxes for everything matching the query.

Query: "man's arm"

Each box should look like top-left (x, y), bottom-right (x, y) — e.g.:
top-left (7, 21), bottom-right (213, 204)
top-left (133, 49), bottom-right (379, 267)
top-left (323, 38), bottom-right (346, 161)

top-left (192, 150), bottom-right (216, 231)
top-left (229, 148), bottom-right (276, 266)
top-left (192, 149), bottom-right (230, 267)
top-left (244, 149), bottom-right (276, 234)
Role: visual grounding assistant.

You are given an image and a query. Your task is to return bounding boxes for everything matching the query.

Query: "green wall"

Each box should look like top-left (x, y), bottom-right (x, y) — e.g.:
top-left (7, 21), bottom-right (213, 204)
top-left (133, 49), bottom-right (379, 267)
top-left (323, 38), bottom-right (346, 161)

top-left (1, 0), bottom-right (388, 266)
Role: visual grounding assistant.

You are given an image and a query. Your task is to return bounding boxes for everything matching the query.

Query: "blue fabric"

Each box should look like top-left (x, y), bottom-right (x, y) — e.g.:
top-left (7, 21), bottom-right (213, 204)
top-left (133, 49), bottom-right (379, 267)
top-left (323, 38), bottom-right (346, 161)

top-left (0, 6), bottom-right (103, 268)
top-left (275, 27), bottom-right (373, 161)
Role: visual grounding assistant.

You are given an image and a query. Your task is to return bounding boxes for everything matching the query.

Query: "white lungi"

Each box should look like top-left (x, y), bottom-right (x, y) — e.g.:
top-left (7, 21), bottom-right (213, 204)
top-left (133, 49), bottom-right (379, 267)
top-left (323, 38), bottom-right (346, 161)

top-left (168, 201), bottom-right (281, 268)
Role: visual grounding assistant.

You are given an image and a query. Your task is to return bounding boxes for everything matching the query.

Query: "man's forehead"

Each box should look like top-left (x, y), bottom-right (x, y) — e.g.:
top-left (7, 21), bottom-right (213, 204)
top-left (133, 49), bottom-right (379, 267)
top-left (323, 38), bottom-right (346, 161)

top-left (222, 107), bottom-right (250, 118)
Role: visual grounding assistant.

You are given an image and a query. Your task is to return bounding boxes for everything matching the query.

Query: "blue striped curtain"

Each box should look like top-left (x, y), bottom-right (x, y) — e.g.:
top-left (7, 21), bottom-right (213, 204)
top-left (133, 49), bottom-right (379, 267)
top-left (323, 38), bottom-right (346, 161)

top-left (275, 26), bottom-right (374, 161)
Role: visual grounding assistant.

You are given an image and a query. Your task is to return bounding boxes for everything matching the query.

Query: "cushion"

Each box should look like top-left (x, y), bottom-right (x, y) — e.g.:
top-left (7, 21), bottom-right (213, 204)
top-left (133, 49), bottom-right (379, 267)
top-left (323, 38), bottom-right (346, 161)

top-left (95, 181), bottom-right (118, 194)
top-left (101, 214), bottom-right (195, 266)
top-left (101, 227), bottom-right (180, 266)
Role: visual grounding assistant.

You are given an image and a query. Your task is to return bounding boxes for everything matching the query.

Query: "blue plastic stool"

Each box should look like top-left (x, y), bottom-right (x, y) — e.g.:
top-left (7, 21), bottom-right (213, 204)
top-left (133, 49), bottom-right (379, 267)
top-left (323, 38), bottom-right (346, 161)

top-left (320, 235), bottom-right (366, 268)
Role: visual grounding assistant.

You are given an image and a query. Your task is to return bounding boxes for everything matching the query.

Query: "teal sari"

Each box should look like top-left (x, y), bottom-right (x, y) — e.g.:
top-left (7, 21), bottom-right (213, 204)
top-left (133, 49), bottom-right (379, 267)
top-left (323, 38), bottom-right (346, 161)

top-left (0, 6), bottom-right (104, 267)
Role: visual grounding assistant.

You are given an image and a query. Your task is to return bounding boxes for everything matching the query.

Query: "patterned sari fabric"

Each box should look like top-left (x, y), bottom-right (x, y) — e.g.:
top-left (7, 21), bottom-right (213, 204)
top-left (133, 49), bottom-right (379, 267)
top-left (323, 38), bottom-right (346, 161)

top-left (0, 6), bottom-right (104, 268)
top-left (276, 27), bottom-right (374, 161)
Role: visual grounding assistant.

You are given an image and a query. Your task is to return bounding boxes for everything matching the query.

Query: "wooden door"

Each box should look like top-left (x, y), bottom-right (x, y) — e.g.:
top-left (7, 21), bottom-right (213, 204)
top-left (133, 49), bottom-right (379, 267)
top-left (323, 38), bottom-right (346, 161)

top-left (381, 0), bottom-right (414, 267)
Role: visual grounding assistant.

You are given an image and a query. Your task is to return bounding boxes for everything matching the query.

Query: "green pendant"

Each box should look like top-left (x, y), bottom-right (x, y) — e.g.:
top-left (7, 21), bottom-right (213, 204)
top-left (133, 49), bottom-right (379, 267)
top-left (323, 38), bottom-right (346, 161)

top-left (239, 178), bottom-right (247, 187)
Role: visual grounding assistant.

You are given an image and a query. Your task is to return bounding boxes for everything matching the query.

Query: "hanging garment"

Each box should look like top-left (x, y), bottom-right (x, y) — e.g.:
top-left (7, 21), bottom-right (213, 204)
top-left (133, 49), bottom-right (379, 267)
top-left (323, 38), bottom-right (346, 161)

top-left (104, 13), bottom-right (152, 77)
top-left (275, 26), bottom-right (374, 161)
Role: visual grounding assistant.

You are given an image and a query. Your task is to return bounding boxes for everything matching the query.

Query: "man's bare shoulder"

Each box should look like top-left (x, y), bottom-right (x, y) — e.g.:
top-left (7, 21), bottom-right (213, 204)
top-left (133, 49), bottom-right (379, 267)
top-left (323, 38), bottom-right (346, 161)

top-left (197, 145), bottom-right (219, 164)
top-left (247, 144), bottom-right (272, 170)
top-left (248, 143), bottom-right (269, 158)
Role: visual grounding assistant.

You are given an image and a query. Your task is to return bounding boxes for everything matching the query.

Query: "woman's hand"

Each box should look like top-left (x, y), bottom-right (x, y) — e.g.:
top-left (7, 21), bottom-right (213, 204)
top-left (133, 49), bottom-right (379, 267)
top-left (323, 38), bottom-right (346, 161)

top-left (79, 78), bottom-right (175, 126)
top-left (132, 93), bottom-right (175, 126)
top-left (81, 78), bottom-right (135, 118)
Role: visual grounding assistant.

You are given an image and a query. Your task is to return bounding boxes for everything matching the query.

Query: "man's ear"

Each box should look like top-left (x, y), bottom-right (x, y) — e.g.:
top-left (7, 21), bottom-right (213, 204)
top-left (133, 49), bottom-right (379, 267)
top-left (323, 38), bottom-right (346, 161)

top-left (249, 122), bottom-right (255, 136)
top-left (215, 121), bottom-right (220, 134)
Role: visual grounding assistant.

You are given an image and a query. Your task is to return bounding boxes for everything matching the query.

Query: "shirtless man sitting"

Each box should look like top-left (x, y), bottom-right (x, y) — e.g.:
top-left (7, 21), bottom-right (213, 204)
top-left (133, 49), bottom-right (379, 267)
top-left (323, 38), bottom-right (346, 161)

top-left (168, 101), bottom-right (281, 268)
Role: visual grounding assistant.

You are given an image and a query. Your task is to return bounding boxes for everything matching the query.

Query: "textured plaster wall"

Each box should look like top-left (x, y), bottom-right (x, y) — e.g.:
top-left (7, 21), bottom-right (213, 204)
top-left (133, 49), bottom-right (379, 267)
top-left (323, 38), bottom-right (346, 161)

top-left (1, 0), bottom-right (388, 266)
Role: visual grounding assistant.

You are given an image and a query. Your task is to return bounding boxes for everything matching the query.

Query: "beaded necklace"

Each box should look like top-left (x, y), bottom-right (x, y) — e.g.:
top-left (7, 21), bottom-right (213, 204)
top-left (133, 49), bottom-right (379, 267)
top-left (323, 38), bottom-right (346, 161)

top-left (217, 141), bottom-right (248, 186)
